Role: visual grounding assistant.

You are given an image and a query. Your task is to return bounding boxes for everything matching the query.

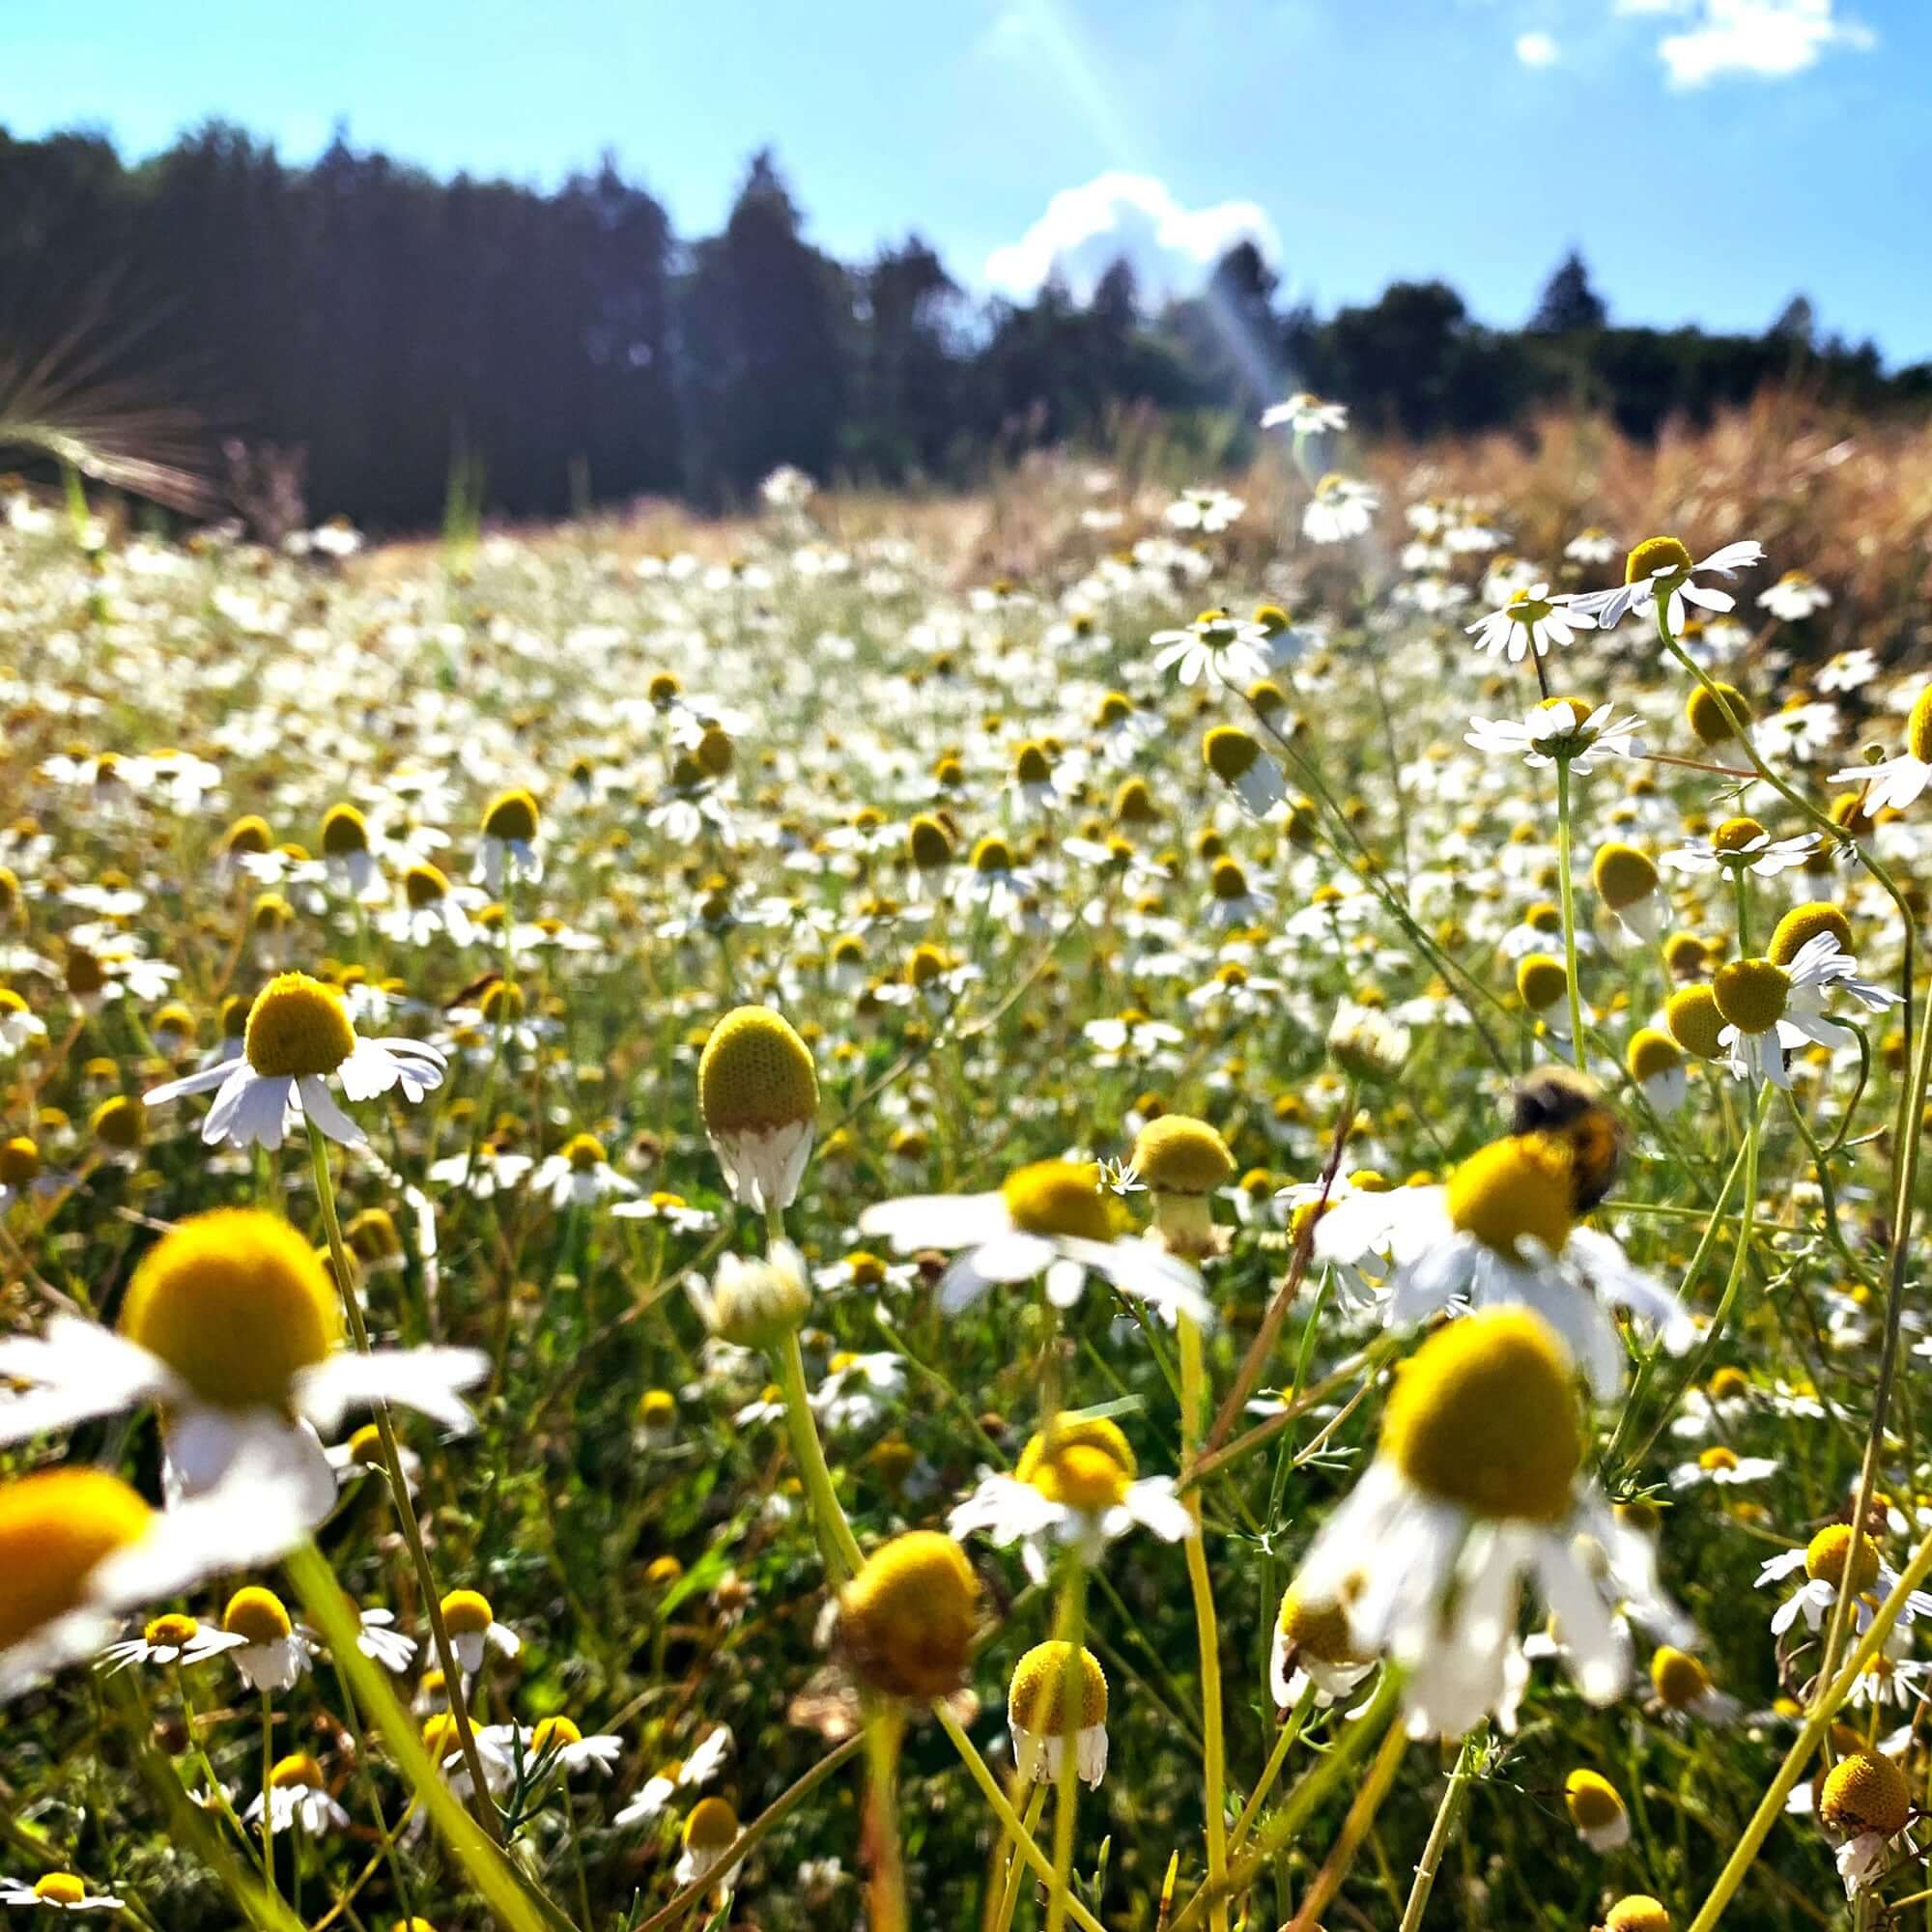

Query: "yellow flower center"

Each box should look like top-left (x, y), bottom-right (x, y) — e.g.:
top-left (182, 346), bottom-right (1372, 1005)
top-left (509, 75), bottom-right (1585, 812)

top-left (683, 1795), bottom-right (740, 1853)
top-left (1711, 814), bottom-right (1767, 855)
top-left (0, 1134), bottom-right (42, 1187)
top-left (1821, 1749), bottom-right (1911, 1839)
top-left (1605, 1896), bottom-right (1672, 1932)
top-left (1665, 985), bottom-right (1727, 1061)
top-left (270, 1751), bottom-right (326, 1790)
top-left (838, 1530), bottom-right (980, 1701)
top-left (1687, 684), bottom-right (1752, 746)
top-left (1698, 1445), bottom-right (1739, 1472)
top-left (1277, 1588), bottom-right (1366, 1666)
top-left (1709, 1365), bottom-right (1750, 1402)
top-left (421, 1714), bottom-right (460, 1759)
top-left (639, 1389), bottom-right (675, 1426)
top-left (144, 1611), bottom-right (200, 1647)
top-left (1805, 1524), bottom-right (1880, 1592)
top-left (243, 973), bottom-right (357, 1078)
top-left (1209, 858), bottom-right (1250, 900)
top-left (1626, 1028), bottom-right (1683, 1084)
top-left (0, 1469), bottom-right (153, 1656)
top-left (1014, 741), bottom-right (1053, 785)
top-left (697, 1006), bottom-right (819, 1135)
top-left (1131, 1115), bottom-right (1235, 1195)
top-left (33, 1877), bottom-right (89, 1907)
top-left (1203, 726), bottom-right (1262, 784)
top-left (1564, 1767), bottom-right (1626, 1833)
top-left (404, 863), bottom-right (450, 909)
top-left (1001, 1160), bottom-right (1111, 1241)
top-left (222, 1585), bottom-right (294, 1646)
top-left (1009, 1640), bottom-right (1108, 1735)
top-left (561, 1132), bottom-right (607, 1172)
top-left (1515, 954), bottom-right (1569, 1014)
top-left (531, 1716), bottom-right (583, 1753)
top-left (1712, 958), bottom-right (1789, 1035)
top-left (971, 835), bottom-right (1015, 875)
top-left (1768, 901), bottom-right (1852, 966)
top-left (1592, 842), bottom-right (1658, 910)
top-left (440, 1588), bottom-right (495, 1637)
top-left (1650, 1645), bottom-right (1714, 1711)
top-left (224, 815), bottom-right (273, 857)
top-left (1382, 1309), bottom-right (1581, 1523)
top-left (1445, 1134), bottom-right (1575, 1259)
top-left (907, 816), bottom-right (953, 869)
top-left (1905, 685), bottom-right (1932, 765)
top-left (1626, 535), bottom-right (1692, 585)
top-left (322, 804), bottom-right (370, 857)
top-left (481, 788), bottom-right (540, 843)
top-left (121, 1208), bottom-right (340, 1410)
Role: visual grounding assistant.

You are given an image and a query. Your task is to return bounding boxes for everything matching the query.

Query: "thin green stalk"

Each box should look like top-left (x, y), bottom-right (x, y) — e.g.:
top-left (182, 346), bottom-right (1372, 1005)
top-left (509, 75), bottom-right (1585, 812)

top-left (1046, 1563), bottom-right (1090, 1932)
top-left (304, 1119), bottom-right (502, 1841)
top-left (992, 1786), bottom-right (1049, 1932)
top-left (1178, 1315), bottom-right (1229, 1932)
top-left (864, 1705), bottom-right (909, 1932)
top-left (1554, 754), bottom-right (1587, 1070)
top-left (772, 1326), bottom-right (863, 1581)
top-left (1398, 1733), bottom-right (1480, 1932)
top-left (1229, 1683), bottom-right (1316, 1852)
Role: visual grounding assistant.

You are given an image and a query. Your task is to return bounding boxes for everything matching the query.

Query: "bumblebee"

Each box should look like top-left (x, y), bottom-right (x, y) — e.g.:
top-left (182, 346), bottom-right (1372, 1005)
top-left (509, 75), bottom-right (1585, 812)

top-left (1509, 1067), bottom-right (1623, 1212)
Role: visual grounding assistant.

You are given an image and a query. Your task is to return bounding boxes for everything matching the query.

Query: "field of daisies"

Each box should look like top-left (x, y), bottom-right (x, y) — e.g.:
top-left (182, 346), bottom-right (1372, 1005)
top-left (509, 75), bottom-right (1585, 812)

top-left (4, 395), bottom-right (1932, 1932)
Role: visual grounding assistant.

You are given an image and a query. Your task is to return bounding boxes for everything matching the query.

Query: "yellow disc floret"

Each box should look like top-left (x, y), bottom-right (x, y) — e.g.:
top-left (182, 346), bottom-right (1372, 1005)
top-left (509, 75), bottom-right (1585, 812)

top-left (440, 1589), bottom-right (496, 1637)
top-left (1626, 536), bottom-right (1692, 585)
top-left (1130, 1115), bottom-right (1235, 1196)
top-left (0, 1469), bottom-right (153, 1656)
top-left (1203, 726), bottom-right (1262, 784)
top-left (1804, 1524), bottom-right (1880, 1593)
top-left (1627, 1028), bottom-right (1683, 1085)
top-left (1592, 842), bottom-right (1658, 910)
top-left (1516, 954), bottom-right (1570, 1014)
top-left (481, 788), bottom-right (540, 843)
top-left (1564, 1766), bottom-right (1627, 1833)
top-left (1712, 958), bottom-right (1789, 1035)
top-left (697, 1007), bottom-right (818, 1135)
top-left (1445, 1134), bottom-right (1575, 1259)
top-left (121, 1208), bottom-right (341, 1410)
top-left (1382, 1309), bottom-right (1581, 1523)
top-left (1605, 1896), bottom-right (1672, 1932)
top-left (1002, 1160), bottom-right (1111, 1241)
top-left (1687, 684), bottom-right (1752, 747)
top-left (1009, 1641), bottom-right (1108, 1736)
top-left (1650, 1645), bottom-right (1715, 1711)
top-left (1768, 902), bottom-right (1852, 966)
top-left (1820, 1749), bottom-right (1911, 1839)
top-left (222, 1585), bottom-right (294, 1646)
top-left (32, 1877), bottom-right (89, 1908)
top-left (838, 1531), bottom-right (980, 1701)
top-left (1277, 1589), bottom-right (1366, 1666)
top-left (1665, 985), bottom-right (1727, 1061)
top-left (243, 973), bottom-right (357, 1079)
top-left (683, 1795), bottom-right (739, 1852)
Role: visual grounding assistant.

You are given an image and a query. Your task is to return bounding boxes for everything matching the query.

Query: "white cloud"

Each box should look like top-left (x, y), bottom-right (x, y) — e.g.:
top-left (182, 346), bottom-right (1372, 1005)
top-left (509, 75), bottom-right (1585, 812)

top-left (1516, 30), bottom-right (1561, 65)
top-left (982, 172), bottom-right (1281, 301)
top-left (1651, 0), bottom-right (1874, 86)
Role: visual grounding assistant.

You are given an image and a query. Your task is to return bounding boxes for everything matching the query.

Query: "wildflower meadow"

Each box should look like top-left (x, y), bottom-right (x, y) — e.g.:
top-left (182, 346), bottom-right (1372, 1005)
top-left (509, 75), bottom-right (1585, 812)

top-left (4, 399), bottom-right (1932, 1932)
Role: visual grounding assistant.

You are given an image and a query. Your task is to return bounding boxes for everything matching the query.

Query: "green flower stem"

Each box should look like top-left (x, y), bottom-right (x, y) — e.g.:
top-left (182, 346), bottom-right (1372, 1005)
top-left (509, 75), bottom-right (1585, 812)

top-left (993, 1785), bottom-right (1049, 1932)
top-left (1228, 1682), bottom-right (1316, 1854)
top-left (304, 1118), bottom-right (503, 1843)
top-left (1554, 755), bottom-right (1588, 1070)
top-left (1284, 1707), bottom-right (1409, 1932)
top-left (1178, 1315), bottom-right (1230, 1932)
top-left (863, 1704), bottom-right (910, 1932)
top-left (933, 1706), bottom-right (1109, 1932)
top-left (772, 1327), bottom-right (863, 1582)
top-left (258, 1690), bottom-right (275, 1883)
top-left (1398, 1732), bottom-right (1480, 1932)
top-left (1046, 1561), bottom-right (1090, 1932)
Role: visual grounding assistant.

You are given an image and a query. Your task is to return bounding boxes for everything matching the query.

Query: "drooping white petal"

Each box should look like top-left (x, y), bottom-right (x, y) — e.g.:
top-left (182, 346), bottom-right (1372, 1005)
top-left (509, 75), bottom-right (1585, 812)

top-left (858, 1191), bottom-right (1015, 1253)
top-left (296, 1347), bottom-right (489, 1435)
top-left (0, 1320), bottom-right (178, 1445)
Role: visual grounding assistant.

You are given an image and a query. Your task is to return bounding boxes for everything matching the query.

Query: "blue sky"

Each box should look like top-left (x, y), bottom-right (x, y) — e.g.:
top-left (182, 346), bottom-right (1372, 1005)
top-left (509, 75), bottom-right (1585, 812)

top-left (4, 0), bottom-right (1927, 360)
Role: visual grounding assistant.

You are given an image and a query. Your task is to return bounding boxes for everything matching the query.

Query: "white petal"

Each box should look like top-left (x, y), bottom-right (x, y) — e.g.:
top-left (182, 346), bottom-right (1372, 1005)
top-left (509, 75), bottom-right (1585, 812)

top-left (0, 1321), bottom-right (177, 1444)
top-left (296, 1348), bottom-right (488, 1435)
top-left (858, 1192), bottom-right (1013, 1253)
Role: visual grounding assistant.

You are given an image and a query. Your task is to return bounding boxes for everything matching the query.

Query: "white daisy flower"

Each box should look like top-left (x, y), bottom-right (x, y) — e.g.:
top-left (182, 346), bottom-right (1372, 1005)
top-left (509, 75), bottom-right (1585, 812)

top-left (1758, 570), bottom-right (1831, 622)
top-left (1576, 535), bottom-right (1765, 636)
top-left (1830, 686), bottom-right (1932, 814)
top-left (1163, 487), bottom-right (1245, 533)
top-left (615, 1724), bottom-right (731, 1829)
top-left (98, 1610), bottom-right (246, 1675)
top-left (1008, 1640), bottom-right (1110, 1787)
top-left (1712, 935), bottom-right (1898, 1091)
top-left (245, 1753), bottom-right (350, 1836)
top-left (1149, 609), bottom-right (1272, 690)
top-left (859, 1159), bottom-right (1210, 1322)
top-left (1756, 1526), bottom-right (1932, 1638)
top-left (440, 1589), bottom-right (521, 1675)
top-left (1667, 1445), bottom-right (1780, 1491)
top-left (1261, 392), bottom-right (1347, 436)
top-left (217, 1585), bottom-right (314, 1693)
top-left (1464, 586), bottom-right (1598, 664)
top-left (0, 1875), bottom-right (126, 1913)
top-left (1302, 473), bottom-right (1378, 544)
top-left (144, 972), bottom-right (445, 1152)
top-left (673, 1796), bottom-right (743, 1889)
top-left (1464, 697), bottom-right (1641, 773)
top-left (948, 1414), bottom-right (1194, 1586)
top-left (531, 1133), bottom-right (641, 1208)
top-left (1662, 823), bottom-right (1819, 878)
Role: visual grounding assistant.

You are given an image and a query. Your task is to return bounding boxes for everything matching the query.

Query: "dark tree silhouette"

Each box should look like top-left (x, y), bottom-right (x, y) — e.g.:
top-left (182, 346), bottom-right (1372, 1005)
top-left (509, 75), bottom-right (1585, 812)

top-left (1530, 251), bottom-right (1608, 333)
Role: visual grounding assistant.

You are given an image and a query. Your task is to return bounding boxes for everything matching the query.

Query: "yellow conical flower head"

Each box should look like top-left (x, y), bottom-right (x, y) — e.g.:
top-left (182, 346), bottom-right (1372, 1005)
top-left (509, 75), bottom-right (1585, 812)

top-left (481, 788), bottom-right (540, 843)
top-left (1002, 1161), bottom-right (1111, 1241)
top-left (1605, 1895), bottom-right (1672, 1932)
top-left (1768, 901), bottom-right (1853, 966)
top-left (1445, 1134), bottom-right (1575, 1260)
top-left (1591, 842), bottom-right (1658, 911)
top-left (243, 973), bottom-right (357, 1079)
top-left (1276, 1589), bottom-right (1367, 1666)
top-left (270, 1750), bottom-right (326, 1790)
top-left (531, 1716), bottom-right (583, 1753)
top-left (440, 1588), bottom-right (496, 1637)
top-left (838, 1531), bottom-right (980, 1701)
top-left (1015, 1415), bottom-right (1138, 1513)
top-left (404, 863), bottom-right (451, 909)
top-left (1713, 958), bottom-right (1789, 1034)
top-left (90, 1095), bottom-right (145, 1151)
top-left (121, 1208), bottom-right (341, 1410)
top-left (1131, 1116), bottom-right (1235, 1196)
top-left (1904, 685), bottom-right (1932, 765)
top-left (1649, 1645), bottom-right (1714, 1711)
top-left (1686, 683), bottom-right (1751, 747)
top-left (1626, 536), bottom-right (1692, 586)
top-left (321, 804), bottom-right (370, 857)
top-left (1382, 1310), bottom-right (1581, 1523)
top-left (684, 1795), bottom-right (739, 1852)
top-left (1515, 954), bottom-right (1569, 1014)
top-left (392, 1920), bottom-right (440, 1932)
top-left (698, 1008), bottom-right (817, 1136)
top-left (1804, 1524), bottom-right (1880, 1593)
top-left (907, 814), bottom-right (953, 870)
top-left (0, 1468), bottom-right (153, 1655)
top-left (222, 1586), bottom-right (294, 1645)
top-left (223, 815), bottom-right (274, 858)
top-left (1665, 985), bottom-right (1727, 1061)
top-left (1009, 1640), bottom-right (1107, 1737)
top-left (144, 1611), bottom-right (200, 1648)
top-left (32, 1878), bottom-right (89, 1907)
top-left (421, 1714), bottom-right (461, 1762)
top-left (1564, 1767), bottom-right (1626, 1833)
top-left (1820, 1749), bottom-right (1911, 1839)
top-left (1626, 1029), bottom-right (1683, 1086)
top-left (0, 1135), bottom-right (38, 1188)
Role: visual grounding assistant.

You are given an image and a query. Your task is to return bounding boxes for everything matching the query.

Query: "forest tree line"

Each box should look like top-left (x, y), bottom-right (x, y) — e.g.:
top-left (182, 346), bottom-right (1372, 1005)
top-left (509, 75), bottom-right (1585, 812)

top-left (1, 122), bottom-right (1925, 530)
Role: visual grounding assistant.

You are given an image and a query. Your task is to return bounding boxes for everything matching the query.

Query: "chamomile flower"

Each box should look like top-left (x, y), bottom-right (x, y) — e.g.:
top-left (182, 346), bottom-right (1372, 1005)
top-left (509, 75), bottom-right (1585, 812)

top-left (1149, 610), bottom-right (1271, 690)
top-left (1711, 934), bottom-right (1896, 1090)
top-left (948, 1414), bottom-right (1194, 1585)
top-left (1758, 570), bottom-right (1831, 622)
top-left (1261, 392), bottom-right (1348, 436)
top-left (143, 972), bottom-right (445, 1151)
top-left (439, 1589), bottom-right (521, 1675)
top-left (1464, 588), bottom-right (1598, 664)
top-left (1287, 1310), bottom-right (1690, 1738)
top-left (1312, 1132), bottom-right (1692, 1393)
top-left (1008, 1641), bottom-right (1109, 1787)
top-left (0, 988), bottom-right (45, 1059)
top-left (860, 1159), bottom-right (1209, 1321)
top-left (428, 1144), bottom-right (535, 1198)
top-left (0, 1208), bottom-right (487, 1517)
top-left (1577, 534), bottom-right (1766, 636)
top-left (486, 1715), bottom-right (623, 1780)
top-left (615, 1725), bottom-right (732, 1828)
top-left (1756, 1525), bottom-right (1930, 1637)
top-left (1563, 1769), bottom-right (1630, 1852)
top-left (1302, 473), bottom-right (1378, 544)
top-left (1270, 1588), bottom-right (1377, 1708)
top-left (531, 1133), bottom-right (640, 1208)
top-left (219, 1586), bottom-right (313, 1692)
top-left (1830, 685), bottom-right (1932, 813)
top-left (0, 1875), bottom-right (125, 1913)
top-left (696, 1006), bottom-right (818, 1212)
top-left (98, 1610), bottom-right (245, 1674)
top-left (1668, 1444), bottom-right (1780, 1491)
top-left (1662, 817), bottom-right (1818, 879)
top-left (1163, 487), bottom-right (1244, 534)
top-left (246, 1753), bottom-right (350, 1836)
top-left (1465, 697), bottom-right (1640, 772)
top-left (379, 863), bottom-right (482, 947)
top-left (1817, 1747), bottom-right (1914, 1894)
top-left (1648, 1645), bottom-right (1741, 1724)
top-left (472, 787), bottom-right (544, 889)
top-left (674, 1797), bottom-right (742, 1889)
